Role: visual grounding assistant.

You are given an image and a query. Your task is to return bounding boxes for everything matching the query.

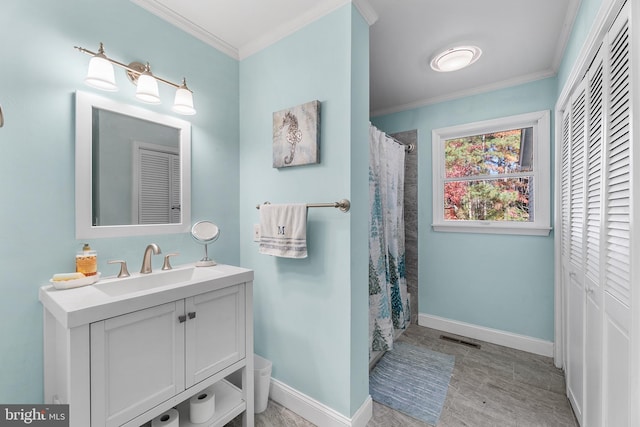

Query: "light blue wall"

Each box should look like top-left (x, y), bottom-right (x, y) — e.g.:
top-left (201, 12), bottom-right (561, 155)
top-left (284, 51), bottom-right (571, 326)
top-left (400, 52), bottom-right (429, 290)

top-left (0, 0), bottom-right (239, 403)
top-left (349, 8), bottom-right (371, 416)
top-left (372, 78), bottom-right (558, 341)
top-left (239, 4), bottom-right (369, 417)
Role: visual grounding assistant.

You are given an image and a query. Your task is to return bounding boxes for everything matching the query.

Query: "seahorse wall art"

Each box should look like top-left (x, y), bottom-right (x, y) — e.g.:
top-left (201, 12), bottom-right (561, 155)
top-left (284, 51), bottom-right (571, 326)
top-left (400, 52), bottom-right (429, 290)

top-left (272, 100), bottom-right (320, 168)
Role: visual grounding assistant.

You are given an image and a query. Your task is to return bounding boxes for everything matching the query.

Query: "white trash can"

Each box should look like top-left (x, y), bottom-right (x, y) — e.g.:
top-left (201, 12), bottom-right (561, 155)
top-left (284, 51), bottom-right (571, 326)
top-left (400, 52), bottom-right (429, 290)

top-left (253, 354), bottom-right (272, 413)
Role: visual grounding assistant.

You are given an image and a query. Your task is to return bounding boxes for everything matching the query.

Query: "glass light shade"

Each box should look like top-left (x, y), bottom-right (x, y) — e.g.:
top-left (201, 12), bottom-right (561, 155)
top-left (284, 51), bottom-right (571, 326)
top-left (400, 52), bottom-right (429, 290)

top-left (135, 73), bottom-right (161, 104)
top-left (85, 55), bottom-right (117, 91)
top-left (430, 46), bottom-right (482, 72)
top-left (172, 87), bottom-right (196, 115)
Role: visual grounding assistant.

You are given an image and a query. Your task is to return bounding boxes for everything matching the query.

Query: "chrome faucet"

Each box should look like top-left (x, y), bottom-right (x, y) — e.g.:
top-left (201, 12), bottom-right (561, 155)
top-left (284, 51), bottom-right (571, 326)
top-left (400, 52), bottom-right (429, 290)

top-left (140, 243), bottom-right (162, 274)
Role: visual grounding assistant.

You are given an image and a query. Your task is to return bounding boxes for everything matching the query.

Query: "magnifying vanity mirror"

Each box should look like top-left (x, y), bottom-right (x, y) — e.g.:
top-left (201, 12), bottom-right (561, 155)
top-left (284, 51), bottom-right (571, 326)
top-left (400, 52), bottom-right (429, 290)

top-left (191, 221), bottom-right (220, 267)
top-left (75, 91), bottom-right (191, 238)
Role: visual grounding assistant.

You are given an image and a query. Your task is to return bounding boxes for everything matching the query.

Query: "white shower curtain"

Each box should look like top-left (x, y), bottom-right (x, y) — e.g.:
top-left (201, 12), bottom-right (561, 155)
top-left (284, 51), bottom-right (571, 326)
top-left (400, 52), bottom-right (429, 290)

top-left (369, 124), bottom-right (410, 353)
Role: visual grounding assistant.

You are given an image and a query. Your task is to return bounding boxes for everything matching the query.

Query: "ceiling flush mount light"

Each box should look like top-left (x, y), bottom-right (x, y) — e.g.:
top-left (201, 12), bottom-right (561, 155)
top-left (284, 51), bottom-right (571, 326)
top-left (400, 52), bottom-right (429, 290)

top-left (75, 43), bottom-right (196, 115)
top-left (430, 45), bottom-right (482, 72)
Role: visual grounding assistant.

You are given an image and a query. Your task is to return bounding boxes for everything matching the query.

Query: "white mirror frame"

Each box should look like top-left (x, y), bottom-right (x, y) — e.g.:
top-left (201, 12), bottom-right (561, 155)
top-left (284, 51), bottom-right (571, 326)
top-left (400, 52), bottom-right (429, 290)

top-left (75, 91), bottom-right (191, 238)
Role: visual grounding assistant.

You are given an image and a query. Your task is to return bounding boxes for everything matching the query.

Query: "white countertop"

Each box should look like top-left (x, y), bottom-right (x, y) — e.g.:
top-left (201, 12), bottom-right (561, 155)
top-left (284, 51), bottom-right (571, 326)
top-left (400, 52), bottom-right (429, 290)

top-left (39, 263), bottom-right (253, 328)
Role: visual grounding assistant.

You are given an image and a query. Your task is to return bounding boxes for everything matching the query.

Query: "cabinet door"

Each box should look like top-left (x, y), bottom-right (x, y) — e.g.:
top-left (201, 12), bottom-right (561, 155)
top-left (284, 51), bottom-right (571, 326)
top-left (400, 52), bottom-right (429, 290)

top-left (91, 301), bottom-right (185, 427)
top-left (185, 284), bottom-right (246, 388)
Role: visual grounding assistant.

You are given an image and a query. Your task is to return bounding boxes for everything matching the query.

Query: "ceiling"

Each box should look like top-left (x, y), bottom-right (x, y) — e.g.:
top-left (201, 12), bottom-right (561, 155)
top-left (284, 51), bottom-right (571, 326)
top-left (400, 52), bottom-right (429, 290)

top-left (132, 0), bottom-right (580, 116)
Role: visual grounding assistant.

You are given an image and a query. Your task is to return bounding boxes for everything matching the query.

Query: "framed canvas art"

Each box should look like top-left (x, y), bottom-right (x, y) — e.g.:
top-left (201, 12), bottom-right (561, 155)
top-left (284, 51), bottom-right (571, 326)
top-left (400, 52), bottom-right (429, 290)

top-left (272, 100), bottom-right (320, 168)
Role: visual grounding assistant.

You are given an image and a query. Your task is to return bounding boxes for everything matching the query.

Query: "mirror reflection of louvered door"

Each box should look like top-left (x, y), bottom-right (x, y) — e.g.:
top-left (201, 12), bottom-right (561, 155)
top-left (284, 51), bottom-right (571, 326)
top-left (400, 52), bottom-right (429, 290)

top-left (559, 2), bottom-right (633, 425)
top-left (169, 154), bottom-right (181, 223)
top-left (132, 143), bottom-right (180, 225)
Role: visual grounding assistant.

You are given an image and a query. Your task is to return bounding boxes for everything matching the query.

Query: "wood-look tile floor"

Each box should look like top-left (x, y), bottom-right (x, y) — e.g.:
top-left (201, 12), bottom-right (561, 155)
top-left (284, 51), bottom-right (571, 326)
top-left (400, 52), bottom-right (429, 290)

top-left (228, 324), bottom-right (578, 426)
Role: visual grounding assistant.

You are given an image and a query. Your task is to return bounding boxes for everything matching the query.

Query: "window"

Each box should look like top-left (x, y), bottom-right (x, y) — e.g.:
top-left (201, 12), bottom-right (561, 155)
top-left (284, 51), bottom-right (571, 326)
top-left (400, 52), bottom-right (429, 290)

top-left (432, 110), bottom-right (550, 235)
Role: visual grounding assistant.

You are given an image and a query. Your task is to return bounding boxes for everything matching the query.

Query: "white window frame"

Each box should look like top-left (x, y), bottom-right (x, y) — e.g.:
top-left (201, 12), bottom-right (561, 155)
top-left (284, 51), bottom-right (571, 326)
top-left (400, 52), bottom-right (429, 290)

top-left (432, 110), bottom-right (551, 236)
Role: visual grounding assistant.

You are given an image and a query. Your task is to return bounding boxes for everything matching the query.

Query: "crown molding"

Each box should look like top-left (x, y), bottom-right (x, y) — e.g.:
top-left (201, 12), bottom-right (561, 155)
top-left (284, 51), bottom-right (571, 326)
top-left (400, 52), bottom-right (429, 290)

top-left (550, 0), bottom-right (581, 72)
top-left (556, 0), bottom-right (619, 112)
top-left (132, 0), bottom-right (378, 60)
top-left (353, 0), bottom-right (379, 25)
top-left (238, 0), bottom-right (358, 59)
top-left (130, 0), bottom-right (239, 59)
top-left (370, 69), bottom-right (556, 118)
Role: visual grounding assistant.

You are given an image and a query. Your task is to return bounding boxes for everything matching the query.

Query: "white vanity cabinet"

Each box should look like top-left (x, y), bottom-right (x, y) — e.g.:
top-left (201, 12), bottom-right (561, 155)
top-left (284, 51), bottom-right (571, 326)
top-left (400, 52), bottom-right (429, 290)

top-left (40, 264), bottom-right (254, 427)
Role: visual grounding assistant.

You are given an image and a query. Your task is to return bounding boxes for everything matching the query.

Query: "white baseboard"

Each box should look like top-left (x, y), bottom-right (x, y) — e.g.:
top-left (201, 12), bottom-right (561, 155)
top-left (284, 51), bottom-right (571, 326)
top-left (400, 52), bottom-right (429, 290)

top-left (269, 378), bottom-right (372, 427)
top-left (418, 313), bottom-right (554, 357)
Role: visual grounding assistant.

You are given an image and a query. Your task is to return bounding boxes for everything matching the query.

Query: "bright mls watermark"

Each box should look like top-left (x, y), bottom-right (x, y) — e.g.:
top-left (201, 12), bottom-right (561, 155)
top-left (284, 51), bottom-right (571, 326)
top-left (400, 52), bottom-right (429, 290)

top-left (0, 405), bottom-right (68, 426)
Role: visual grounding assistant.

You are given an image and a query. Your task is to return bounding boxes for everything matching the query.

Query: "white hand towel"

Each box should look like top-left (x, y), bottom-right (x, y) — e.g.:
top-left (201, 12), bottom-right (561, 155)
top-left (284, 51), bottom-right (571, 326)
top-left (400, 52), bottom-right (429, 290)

top-left (259, 204), bottom-right (308, 258)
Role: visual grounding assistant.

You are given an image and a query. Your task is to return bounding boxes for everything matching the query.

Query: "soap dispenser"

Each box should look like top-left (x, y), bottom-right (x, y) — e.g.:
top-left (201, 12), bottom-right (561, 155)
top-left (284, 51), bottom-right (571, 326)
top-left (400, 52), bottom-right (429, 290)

top-left (76, 243), bottom-right (97, 276)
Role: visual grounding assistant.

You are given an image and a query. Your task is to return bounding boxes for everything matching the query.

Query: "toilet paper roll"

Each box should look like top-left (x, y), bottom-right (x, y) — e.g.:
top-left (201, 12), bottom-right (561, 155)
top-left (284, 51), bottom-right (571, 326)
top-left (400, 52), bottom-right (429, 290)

top-left (151, 408), bottom-right (179, 427)
top-left (189, 388), bottom-right (216, 424)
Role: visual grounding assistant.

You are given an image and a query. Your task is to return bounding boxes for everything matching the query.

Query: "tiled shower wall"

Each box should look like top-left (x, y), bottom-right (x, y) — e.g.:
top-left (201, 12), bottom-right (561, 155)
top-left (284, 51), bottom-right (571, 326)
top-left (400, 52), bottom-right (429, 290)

top-left (391, 130), bottom-right (418, 324)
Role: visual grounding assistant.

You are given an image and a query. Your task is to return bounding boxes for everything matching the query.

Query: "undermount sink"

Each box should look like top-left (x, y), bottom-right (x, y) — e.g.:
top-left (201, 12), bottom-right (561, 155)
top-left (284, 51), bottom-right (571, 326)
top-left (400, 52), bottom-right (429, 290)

top-left (94, 265), bottom-right (211, 297)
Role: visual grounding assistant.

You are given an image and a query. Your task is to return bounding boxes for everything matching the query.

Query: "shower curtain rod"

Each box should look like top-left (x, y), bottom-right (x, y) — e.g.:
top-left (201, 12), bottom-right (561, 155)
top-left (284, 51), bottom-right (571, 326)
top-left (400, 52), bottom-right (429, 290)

top-left (388, 134), bottom-right (415, 153)
top-left (403, 143), bottom-right (416, 153)
top-left (370, 122), bottom-right (415, 153)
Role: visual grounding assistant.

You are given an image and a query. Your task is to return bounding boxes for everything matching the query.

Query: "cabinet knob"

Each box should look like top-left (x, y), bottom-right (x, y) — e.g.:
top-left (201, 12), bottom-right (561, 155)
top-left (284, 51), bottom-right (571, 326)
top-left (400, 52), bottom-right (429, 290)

top-left (178, 315), bottom-right (187, 323)
top-left (188, 312), bottom-right (196, 320)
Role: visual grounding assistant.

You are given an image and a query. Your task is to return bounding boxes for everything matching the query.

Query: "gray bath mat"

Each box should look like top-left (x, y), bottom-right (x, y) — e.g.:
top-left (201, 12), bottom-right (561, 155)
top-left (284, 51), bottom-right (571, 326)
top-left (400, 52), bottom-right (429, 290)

top-left (369, 341), bottom-right (455, 425)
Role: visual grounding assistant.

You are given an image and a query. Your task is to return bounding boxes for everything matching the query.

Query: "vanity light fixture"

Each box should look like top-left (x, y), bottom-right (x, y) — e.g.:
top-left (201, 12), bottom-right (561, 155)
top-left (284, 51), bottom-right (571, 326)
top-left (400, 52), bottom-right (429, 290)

top-left (84, 43), bottom-right (118, 91)
top-left (135, 63), bottom-right (161, 105)
top-left (75, 42), bottom-right (196, 115)
top-left (430, 45), bottom-right (482, 72)
top-left (172, 78), bottom-right (197, 115)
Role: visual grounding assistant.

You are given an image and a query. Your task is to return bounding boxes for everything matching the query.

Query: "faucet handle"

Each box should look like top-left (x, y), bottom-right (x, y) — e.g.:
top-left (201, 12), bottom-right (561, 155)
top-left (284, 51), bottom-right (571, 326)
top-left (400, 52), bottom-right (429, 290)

top-left (107, 260), bottom-right (130, 278)
top-left (162, 253), bottom-right (179, 271)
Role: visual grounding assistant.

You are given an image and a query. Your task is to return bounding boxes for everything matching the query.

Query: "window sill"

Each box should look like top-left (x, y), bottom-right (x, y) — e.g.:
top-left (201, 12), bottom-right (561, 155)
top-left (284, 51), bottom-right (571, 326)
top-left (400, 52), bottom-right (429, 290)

top-left (432, 223), bottom-right (552, 236)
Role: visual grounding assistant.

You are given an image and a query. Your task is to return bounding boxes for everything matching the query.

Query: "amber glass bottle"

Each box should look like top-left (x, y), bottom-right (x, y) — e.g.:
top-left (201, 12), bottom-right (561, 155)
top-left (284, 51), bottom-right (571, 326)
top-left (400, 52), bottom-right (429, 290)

top-left (76, 243), bottom-right (97, 276)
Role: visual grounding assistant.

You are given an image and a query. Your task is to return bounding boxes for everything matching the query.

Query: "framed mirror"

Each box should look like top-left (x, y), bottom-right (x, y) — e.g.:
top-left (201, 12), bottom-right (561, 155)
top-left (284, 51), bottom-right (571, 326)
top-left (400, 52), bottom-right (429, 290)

top-left (75, 91), bottom-right (191, 238)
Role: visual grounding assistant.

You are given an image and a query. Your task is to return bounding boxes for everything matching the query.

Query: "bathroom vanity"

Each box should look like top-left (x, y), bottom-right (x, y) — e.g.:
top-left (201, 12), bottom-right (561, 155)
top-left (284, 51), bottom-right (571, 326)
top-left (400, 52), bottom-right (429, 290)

top-left (39, 263), bottom-right (254, 427)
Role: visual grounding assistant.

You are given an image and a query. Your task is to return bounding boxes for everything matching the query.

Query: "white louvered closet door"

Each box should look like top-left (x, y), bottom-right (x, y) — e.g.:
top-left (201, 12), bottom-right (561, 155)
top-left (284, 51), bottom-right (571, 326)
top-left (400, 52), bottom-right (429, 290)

top-left (561, 111), bottom-right (571, 262)
top-left (570, 82), bottom-right (587, 272)
top-left (584, 46), bottom-right (604, 427)
top-left (565, 79), bottom-right (587, 423)
top-left (560, 2), bottom-right (633, 426)
top-left (602, 5), bottom-right (631, 426)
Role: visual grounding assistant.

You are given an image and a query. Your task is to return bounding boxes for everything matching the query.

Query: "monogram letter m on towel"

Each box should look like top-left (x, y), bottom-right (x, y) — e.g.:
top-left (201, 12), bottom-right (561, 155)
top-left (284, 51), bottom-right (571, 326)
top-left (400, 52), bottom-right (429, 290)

top-left (259, 204), bottom-right (308, 258)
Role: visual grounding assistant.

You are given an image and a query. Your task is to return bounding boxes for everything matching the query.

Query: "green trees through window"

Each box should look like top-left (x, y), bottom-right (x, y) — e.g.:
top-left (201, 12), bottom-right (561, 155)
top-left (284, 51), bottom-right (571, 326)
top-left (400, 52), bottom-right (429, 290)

top-left (443, 128), bottom-right (534, 222)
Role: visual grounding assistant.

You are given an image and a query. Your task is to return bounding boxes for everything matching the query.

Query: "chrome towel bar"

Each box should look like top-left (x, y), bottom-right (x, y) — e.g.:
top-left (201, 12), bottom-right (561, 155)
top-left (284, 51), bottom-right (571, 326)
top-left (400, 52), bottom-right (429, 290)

top-left (256, 199), bottom-right (351, 213)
